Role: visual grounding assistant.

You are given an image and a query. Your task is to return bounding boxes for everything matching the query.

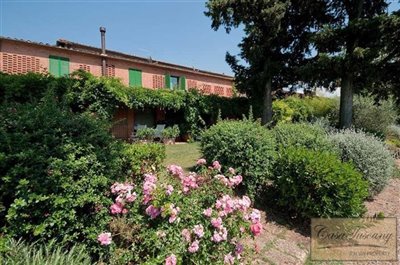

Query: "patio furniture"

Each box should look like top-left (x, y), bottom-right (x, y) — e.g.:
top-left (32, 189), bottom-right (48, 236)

top-left (154, 124), bottom-right (166, 140)
top-left (130, 124), bottom-right (147, 142)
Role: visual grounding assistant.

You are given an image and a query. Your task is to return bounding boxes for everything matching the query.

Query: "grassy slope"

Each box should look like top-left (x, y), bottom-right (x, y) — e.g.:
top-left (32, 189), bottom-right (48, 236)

top-left (163, 142), bottom-right (201, 172)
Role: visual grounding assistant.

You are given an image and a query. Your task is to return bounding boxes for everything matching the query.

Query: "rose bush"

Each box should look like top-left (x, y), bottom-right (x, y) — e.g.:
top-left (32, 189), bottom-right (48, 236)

top-left (98, 161), bottom-right (262, 264)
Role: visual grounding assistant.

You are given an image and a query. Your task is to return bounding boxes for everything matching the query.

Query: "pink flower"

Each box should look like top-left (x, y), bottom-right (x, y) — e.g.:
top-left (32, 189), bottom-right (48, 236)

top-left (125, 192), bottom-right (137, 203)
top-left (235, 243), bottom-right (244, 255)
top-left (193, 224), bottom-right (204, 238)
top-left (181, 174), bottom-right (198, 193)
top-left (251, 222), bottom-right (262, 236)
top-left (145, 205), bottom-right (161, 219)
top-left (166, 185), bottom-right (174, 196)
top-left (228, 167), bottom-right (235, 174)
top-left (224, 253), bottom-right (235, 264)
top-left (165, 254), bottom-right (177, 265)
top-left (188, 240), bottom-right (199, 253)
top-left (111, 182), bottom-right (133, 194)
top-left (167, 204), bottom-right (180, 223)
top-left (249, 209), bottom-right (261, 224)
top-left (212, 161), bottom-right (222, 171)
top-left (211, 226), bottom-right (228, 243)
top-left (203, 208), bottom-right (212, 217)
top-left (196, 158), bottom-right (206, 165)
top-left (229, 175), bottom-right (243, 186)
top-left (142, 174), bottom-right (157, 205)
top-left (110, 202), bottom-right (124, 214)
top-left (167, 165), bottom-right (184, 178)
top-left (211, 217), bottom-right (223, 229)
top-left (97, 232), bottom-right (112, 245)
top-left (181, 228), bottom-right (191, 242)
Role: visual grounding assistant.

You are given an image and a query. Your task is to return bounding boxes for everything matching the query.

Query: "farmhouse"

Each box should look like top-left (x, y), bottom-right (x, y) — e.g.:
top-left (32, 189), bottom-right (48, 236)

top-left (0, 28), bottom-right (234, 140)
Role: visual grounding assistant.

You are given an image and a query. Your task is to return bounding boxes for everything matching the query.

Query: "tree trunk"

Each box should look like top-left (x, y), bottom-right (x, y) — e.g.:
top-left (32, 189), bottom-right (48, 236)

top-left (261, 76), bottom-right (273, 125)
top-left (339, 74), bottom-right (353, 128)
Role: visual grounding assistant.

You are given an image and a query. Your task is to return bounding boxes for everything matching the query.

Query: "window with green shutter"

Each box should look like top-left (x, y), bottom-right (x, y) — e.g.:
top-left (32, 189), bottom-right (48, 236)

top-left (49, 55), bottom-right (69, 77)
top-left (165, 74), bottom-right (171, 89)
top-left (129, 69), bottom-right (142, 87)
top-left (180, 76), bottom-right (186, 90)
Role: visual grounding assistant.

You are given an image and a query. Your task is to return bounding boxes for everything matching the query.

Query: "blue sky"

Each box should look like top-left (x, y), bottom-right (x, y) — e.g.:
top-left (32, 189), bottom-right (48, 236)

top-left (1, 1), bottom-right (399, 76)
top-left (0, 0), bottom-right (243, 76)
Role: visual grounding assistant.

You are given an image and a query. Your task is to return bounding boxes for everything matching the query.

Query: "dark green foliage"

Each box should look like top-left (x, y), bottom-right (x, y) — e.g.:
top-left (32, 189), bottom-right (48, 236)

top-left (121, 143), bottom-right (166, 177)
top-left (273, 123), bottom-right (337, 153)
top-left (273, 147), bottom-right (368, 219)
top-left (205, 0), bottom-right (318, 124)
top-left (0, 96), bottom-right (123, 253)
top-left (201, 120), bottom-right (276, 198)
top-left (0, 72), bottom-right (61, 104)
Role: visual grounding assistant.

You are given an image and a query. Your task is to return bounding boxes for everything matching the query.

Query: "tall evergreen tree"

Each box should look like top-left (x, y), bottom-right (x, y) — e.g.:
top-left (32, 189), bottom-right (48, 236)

top-left (306, 0), bottom-right (399, 128)
top-left (205, 0), bottom-right (321, 124)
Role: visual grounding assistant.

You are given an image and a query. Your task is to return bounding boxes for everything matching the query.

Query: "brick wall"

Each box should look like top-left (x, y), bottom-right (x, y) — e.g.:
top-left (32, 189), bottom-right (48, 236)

top-left (0, 39), bottom-right (234, 97)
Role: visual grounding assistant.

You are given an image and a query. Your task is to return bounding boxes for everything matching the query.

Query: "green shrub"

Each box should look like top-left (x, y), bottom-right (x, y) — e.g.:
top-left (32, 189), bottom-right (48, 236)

top-left (201, 120), bottom-right (276, 198)
top-left (135, 127), bottom-right (156, 141)
top-left (272, 100), bottom-right (294, 124)
top-left (121, 143), bottom-right (166, 177)
top-left (282, 96), bottom-right (313, 122)
top-left (273, 122), bottom-right (337, 152)
top-left (329, 129), bottom-right (395, 197)
top-left (161, 125), bottom-right (180, 140)
top-left (0, 238), bottom-right (91, 265)
top-left (303, 96), bottom-right (337, 118)
top-left (0, 96), bottom-right (123, 253)
top-left (329, 95), bottom-right (398, 136)
top-left (273, 147), bottom-right (368, 218)
top-left (272, 96), bottom-right (337, 125)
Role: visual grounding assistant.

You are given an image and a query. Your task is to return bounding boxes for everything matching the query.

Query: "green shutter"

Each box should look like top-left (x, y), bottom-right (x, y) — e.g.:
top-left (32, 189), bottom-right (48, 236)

top-left (165, 74), bottom-right (171, 89)
top-left (60, 57), bottom-right (70, 76)
top-left (180, 76), bottom-right (186, 90)
top-left (129, 69), bottom-right (142, 87)
top-left (49, 56), bottom-right (59, 76)
top-left (49, 56), bottom-right (69, 77)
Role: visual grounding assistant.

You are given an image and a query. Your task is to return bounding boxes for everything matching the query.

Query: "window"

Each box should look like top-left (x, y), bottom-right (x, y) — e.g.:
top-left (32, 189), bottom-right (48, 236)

top-left (49, 55), bottom-right (69, 77)
top-left (129, 69), bottom-right (142, 87)
top-left (170, 76), bottom-right (179, 90)
top-left (165, 74), bottom-right (186, 90)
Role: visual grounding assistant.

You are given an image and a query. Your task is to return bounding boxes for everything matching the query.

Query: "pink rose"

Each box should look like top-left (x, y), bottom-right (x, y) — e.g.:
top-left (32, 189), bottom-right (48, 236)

top-left (125, 192), bottom-right (137, 203)
top-left (97, 232), bottom-right (112, 245)
top-left (166, 185), bottom-right (174, 196)
top-left (196, 158), bottom-right (206, 165)
top-left (224, 252), bottom-right (235, 264)
top-left (188, 240), bottom-right (199, 253)
top-left (193, 224), bottom-right (204, 238)
top-left (181, 228), bottom-right (191, 242)
top-left (165, 254), bottom-right (177, 265)
top-left (203, 208), bottom-right (212, 217)
top-left (211, 217), bottom-right (223, 229)
top-left (228, 167), bottom-right (235, 174)
top-left (251, 222), bottom-right (262, 236)
top-left (110, 202), bottom-right (123, 214)
top-left (145, 205), bottom-right (161, 219)
top-left (212, 161), bottom-right (222, 171)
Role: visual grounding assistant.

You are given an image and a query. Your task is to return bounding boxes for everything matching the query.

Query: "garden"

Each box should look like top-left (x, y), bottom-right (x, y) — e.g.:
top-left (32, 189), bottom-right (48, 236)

top-left (0, 71), bottom-right (400, 264)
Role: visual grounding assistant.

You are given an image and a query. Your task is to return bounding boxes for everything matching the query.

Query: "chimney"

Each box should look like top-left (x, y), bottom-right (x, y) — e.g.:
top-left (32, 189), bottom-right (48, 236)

top-left (100, 27), bottom-right (107, 76)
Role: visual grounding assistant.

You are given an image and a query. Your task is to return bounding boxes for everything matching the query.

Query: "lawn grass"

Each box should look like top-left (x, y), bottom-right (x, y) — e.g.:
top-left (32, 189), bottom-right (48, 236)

top-left (163, 142), bottom-right (201, 172)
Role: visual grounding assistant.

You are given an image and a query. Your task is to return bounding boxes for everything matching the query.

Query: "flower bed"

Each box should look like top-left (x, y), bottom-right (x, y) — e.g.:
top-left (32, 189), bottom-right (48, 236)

top-left (97, 160), bottom-right (261, 264)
